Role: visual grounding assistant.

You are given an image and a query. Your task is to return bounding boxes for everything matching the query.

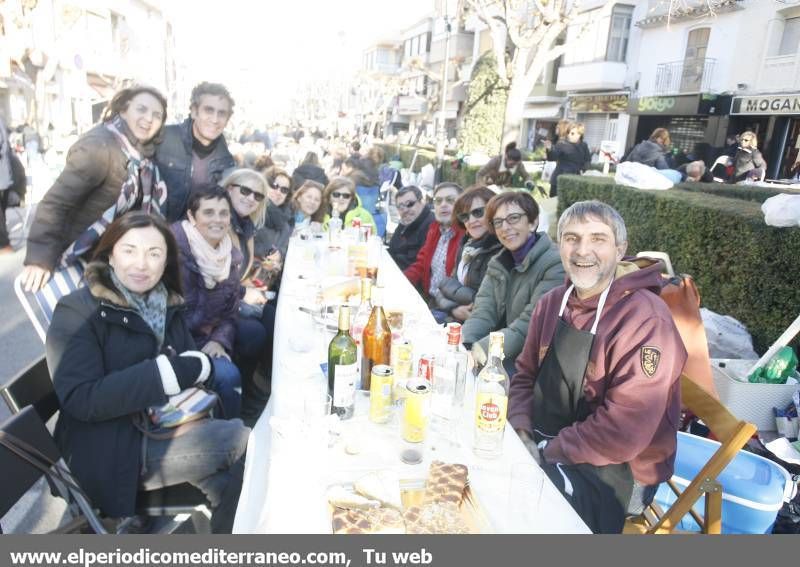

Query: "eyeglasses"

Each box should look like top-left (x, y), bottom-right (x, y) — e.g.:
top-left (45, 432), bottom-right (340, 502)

top-left (231, 184), bottom-right (265, 202)
top-left (396, 199), bottom-right (418, 210)
top-left (331, 191), bottom-right (352, 200)
top-left (433, 195), bottom-right (457, 206)
top-left (457, 206), bottom-right (486, 224)
top-left (270, 182), bottom-right (291, 195)
top-left (491, 212), bottom-right (526, 230)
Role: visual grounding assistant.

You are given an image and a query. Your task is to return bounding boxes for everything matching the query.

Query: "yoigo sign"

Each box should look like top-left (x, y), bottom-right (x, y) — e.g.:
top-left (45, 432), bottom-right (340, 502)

top-left (637, 97), bottom-right (676, 113)
top-left (731, 95), bottom-right (800, 115)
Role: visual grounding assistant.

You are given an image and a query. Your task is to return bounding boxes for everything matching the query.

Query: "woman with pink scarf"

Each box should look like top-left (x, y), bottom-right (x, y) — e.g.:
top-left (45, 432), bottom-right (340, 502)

top-left (172, 185), bottom-right (244, 418)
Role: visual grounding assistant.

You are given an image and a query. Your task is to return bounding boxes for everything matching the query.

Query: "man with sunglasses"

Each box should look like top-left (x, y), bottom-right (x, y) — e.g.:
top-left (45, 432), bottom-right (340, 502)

top-left (157, 82), bottom-right (236, 222)
top-left (387, 185), bottom-right (434, 270)
top-left (403, 182), bottom-right (465, 303)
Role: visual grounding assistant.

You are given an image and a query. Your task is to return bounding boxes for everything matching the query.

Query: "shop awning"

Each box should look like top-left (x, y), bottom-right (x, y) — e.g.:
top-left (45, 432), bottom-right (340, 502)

top-left (522, 102), bottom-right (563, 119)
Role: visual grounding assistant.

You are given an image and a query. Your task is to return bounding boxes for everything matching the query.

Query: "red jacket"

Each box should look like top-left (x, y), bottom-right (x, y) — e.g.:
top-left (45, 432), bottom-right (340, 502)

top-left (508, 260), bottom-right (687, 485)
top-left (403, 221), bottom-right (465, 298)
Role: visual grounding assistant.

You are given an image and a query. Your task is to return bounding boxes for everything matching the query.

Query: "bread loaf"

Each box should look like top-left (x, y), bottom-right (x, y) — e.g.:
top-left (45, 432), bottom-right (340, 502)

top-left (423, 461), bottom-right (469, 505)
top-left (332, 507), bottom-right (405, 534)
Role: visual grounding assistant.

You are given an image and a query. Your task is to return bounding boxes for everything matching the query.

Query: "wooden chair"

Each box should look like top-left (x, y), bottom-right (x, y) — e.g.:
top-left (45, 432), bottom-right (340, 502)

top-left (623, 374), bottom-right (757, 534)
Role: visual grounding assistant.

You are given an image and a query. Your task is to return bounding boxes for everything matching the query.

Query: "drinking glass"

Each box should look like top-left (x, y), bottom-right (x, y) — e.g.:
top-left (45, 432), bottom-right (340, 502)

top-left (507, 462), bottom-right (545, 532)
top-left (385, 308), bottom-right (405, 339)
top-left (303, 392), bottom-right (332, 423)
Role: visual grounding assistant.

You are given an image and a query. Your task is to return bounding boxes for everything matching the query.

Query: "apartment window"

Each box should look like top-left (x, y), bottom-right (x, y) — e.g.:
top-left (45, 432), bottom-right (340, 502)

top-left (405, 40), bottom-right (412, 58)
top-left (411, 36), bottom-right (420, 56)
top-left (778, 17), bottom-right (800, 56)
top-left (606, 4), bottom-right (634, 62)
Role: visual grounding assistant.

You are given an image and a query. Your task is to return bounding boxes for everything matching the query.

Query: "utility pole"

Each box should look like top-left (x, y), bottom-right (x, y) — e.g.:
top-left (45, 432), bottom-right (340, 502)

top-left (436, 14), bottom-right (452, 164)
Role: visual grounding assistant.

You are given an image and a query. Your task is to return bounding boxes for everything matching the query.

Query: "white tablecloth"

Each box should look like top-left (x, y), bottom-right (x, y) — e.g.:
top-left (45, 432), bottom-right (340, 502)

top-left (233, 237), bottom-right (589, 534)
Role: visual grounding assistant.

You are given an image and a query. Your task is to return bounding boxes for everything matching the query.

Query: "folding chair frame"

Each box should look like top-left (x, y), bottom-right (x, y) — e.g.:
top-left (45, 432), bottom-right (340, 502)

top-left (624, 374), bottom-right (757, 534)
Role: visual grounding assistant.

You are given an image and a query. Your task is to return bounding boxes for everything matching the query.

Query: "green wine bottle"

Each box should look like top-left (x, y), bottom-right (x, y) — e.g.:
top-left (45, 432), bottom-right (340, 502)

top-left (329, 305), bottom-right (358, 419)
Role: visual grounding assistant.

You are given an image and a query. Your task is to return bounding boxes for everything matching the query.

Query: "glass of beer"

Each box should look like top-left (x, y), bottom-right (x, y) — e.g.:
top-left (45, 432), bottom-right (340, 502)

top-left (385, 308), bottom-right (405, 338)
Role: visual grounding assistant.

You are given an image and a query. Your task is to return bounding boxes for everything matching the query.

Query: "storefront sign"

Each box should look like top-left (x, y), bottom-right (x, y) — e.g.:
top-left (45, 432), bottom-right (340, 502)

top-left (629, 95), bottom-right (701, 115)
top-left (731, 95), bottom-right (800, 115)
top-left (570, 94), bottom-right (628, 113)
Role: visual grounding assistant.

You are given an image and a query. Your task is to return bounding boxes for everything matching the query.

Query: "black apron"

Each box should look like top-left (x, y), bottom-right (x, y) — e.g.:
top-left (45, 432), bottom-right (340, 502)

top-left (532, 284), bottom-right (633, 533)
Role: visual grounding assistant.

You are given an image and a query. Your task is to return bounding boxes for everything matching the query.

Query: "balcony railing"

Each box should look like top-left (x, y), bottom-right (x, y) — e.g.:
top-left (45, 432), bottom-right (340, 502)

top-left (654, 58), bottom-right (715, 95)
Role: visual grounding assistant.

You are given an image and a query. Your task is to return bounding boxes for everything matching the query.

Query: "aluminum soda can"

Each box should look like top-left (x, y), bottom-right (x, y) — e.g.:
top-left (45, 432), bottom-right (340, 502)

top-left (369, 365), bottom-right (394, 424)
top-left (402, 380), bottom-right (431, 443)
top-left (417, 354), bottom-right (435, 384)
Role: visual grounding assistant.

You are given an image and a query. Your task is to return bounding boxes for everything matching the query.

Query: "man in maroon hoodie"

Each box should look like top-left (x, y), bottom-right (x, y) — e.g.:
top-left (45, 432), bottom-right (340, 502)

top-left (508, 200), bottom-right (687, 533)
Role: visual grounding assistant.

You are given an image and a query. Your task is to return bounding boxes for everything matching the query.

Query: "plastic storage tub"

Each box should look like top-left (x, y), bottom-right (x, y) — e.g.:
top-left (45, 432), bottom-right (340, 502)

top-left (653, 432), bottom-right (794, 534)
top-left (711, 358), bottom-right (800, 432)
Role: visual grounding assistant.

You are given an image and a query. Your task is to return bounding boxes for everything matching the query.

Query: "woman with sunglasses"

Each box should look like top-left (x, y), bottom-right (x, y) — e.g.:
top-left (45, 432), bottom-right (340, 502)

top-left (732, 131), bottom-right (765, 183)
top-left (254, 165), bottom-right (293, 263)
top-left (434, 186), bottom-right (502, 323)
top-left (462, 191), bottom-right (565, 374)
top-left (291, 180), bottom-right (326, 230)
top-left (222, 168), bottom-right (275, 424)
top-left (321, 176), bottom-right (376, 233)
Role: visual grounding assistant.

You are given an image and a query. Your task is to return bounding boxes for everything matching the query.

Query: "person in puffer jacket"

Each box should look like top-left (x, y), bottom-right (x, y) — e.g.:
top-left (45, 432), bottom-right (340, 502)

top-left (624, 128), bottom-right (682, 184)
top-left (47, 211), bottom-right (248, 531)
top-left (434, 185), bottom-right (502, 323)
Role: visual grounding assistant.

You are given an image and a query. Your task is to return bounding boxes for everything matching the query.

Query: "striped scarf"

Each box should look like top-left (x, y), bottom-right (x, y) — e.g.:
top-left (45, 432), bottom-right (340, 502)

top-left (61, 115), bottom-right (167, 266)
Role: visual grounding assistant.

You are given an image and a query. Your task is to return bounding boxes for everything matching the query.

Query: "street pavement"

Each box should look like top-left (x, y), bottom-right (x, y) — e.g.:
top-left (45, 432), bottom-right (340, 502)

top-left (0, 209), bottom-right (69, 533)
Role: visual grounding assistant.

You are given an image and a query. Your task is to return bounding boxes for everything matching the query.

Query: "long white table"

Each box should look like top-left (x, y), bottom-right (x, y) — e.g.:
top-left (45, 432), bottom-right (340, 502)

top-left (233, 237), bottom-right (590, 534)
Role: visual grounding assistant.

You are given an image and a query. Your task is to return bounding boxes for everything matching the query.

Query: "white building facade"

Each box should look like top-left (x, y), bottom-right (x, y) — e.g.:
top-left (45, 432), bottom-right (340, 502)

top-left (628, 0), bottom-right (800, 178)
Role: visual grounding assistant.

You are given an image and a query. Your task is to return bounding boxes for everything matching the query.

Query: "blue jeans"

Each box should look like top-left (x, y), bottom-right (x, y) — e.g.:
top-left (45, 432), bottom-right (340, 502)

top-left (139, 418), bottom-right (249, 532)
top-left (658, 169), bottom-right (683, 184)
top-left (210, 358), bottom-right (241, 419)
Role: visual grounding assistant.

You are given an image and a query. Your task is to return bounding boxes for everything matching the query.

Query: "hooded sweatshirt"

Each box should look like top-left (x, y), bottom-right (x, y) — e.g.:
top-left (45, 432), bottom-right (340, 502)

top-left (508, 259), bottom-right (687, 485)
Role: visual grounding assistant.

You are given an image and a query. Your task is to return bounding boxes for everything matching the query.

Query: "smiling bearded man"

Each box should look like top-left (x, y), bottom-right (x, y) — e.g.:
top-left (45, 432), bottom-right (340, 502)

top-left (507, 200), bottom-right (687, 534)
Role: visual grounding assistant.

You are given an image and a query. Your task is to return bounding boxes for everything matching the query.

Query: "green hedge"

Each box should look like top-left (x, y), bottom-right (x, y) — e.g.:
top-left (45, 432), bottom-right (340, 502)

top-left (558, 175), bottom-right (800, 353)
top-left (677, 182), bottom-right (800, 204)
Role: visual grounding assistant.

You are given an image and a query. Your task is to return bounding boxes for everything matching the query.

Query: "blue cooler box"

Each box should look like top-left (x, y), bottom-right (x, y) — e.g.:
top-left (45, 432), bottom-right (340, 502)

top-left (654, 432), bottom-right (794, 534)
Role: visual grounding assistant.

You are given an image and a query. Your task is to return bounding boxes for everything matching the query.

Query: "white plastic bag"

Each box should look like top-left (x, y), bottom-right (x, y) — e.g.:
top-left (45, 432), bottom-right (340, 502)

top-left (541, 161), bottom-right (557, 183)
top-left (700, 308), bottom-right (759, 359)
top-left (761, 193), bottom-right (800, 227)
top-left (614, 161), bottom-right (673, 190)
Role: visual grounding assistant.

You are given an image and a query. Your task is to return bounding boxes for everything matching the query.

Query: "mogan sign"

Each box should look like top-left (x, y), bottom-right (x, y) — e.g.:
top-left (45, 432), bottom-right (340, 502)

top-left (731, 95), bottom-right (800, 115)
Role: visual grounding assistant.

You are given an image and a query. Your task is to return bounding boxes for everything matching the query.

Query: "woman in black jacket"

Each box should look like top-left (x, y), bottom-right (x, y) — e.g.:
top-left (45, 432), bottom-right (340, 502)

top-left (545, 121), bottom-right (591, 197)
top-left (434, 186), bottom-right (502, 323)
top-left (46, 211), bottom-right (248, 530)
top-left (21, 85), bottom-right (169, 292)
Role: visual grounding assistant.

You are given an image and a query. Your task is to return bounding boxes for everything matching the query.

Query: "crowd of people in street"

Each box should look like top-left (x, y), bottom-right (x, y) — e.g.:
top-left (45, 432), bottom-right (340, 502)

top-left (1, 77), bottom-right (754, 535)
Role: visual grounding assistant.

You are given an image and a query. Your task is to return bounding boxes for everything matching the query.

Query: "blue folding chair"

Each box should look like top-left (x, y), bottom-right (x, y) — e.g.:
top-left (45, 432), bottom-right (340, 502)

top-left (13, 264), bottom-right (85, 343)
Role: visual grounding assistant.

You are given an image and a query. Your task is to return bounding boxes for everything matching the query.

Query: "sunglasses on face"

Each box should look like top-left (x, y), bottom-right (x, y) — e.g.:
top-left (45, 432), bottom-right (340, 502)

top-left (491, 212), bottom-right (526, 230)
top-left (331, 191), bottom-right (352, 200)
top-left (433, 195), bottom-right (457, 206)
top-left (457, 206), bottom-right (486, 224)
top-left (397, 199), bottom-right (419, 210)
top-left (231, 184), bottom-right (265, 202)
top-left (270, 182), bottom-right (291, 195)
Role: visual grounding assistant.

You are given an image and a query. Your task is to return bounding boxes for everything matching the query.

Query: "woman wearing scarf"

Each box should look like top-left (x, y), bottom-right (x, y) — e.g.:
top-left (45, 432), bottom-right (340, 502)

top-left (462, 191), bottom-right (565, 375)
top-left (21, 85), bottom-right (169, 292)
top-left (46, 211), bottom-right (248, 531)
top-left (434, 186), bottom-right (502, 323)
top-left (172, 185), bottom-right (243, 419)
